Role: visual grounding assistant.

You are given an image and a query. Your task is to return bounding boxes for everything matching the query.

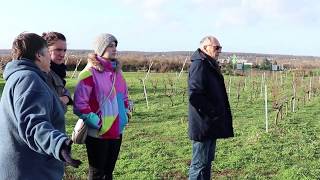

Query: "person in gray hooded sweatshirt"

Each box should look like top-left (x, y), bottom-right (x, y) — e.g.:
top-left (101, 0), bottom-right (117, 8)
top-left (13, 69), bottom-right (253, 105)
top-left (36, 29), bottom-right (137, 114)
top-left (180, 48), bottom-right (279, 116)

top-left (0, 32), bottom-right (81, 180)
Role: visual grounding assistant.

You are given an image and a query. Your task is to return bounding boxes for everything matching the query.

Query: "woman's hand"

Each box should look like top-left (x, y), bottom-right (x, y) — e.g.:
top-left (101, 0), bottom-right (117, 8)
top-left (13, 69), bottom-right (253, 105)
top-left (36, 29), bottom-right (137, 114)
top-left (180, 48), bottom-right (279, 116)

top-left (59, 96), bottom-right (69, 105)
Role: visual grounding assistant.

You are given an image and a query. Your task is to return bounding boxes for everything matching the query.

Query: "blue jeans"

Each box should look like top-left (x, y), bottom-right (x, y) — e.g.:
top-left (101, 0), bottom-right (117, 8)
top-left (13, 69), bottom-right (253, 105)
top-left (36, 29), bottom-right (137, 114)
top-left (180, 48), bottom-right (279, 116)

top-left (189, 139), bottom-right (217, 180)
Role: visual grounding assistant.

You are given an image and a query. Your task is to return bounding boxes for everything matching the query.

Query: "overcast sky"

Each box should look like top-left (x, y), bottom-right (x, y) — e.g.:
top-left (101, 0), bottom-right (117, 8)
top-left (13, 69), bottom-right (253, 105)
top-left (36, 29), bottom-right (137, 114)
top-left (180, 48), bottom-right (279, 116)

top-left (1, 0), bottom-right (319, 56)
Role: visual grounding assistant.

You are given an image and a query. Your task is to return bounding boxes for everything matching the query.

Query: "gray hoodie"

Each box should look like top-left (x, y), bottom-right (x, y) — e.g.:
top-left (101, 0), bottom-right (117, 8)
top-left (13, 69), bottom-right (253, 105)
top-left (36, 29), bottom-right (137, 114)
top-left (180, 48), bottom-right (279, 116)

top-left (0, 59), bottom-right (68, 180)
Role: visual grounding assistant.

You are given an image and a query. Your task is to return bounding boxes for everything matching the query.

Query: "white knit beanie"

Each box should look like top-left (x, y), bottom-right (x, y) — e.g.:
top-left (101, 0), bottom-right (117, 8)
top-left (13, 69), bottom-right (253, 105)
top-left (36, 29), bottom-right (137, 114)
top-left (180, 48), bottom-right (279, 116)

top-left (93, 33), bottom-right (118, 56)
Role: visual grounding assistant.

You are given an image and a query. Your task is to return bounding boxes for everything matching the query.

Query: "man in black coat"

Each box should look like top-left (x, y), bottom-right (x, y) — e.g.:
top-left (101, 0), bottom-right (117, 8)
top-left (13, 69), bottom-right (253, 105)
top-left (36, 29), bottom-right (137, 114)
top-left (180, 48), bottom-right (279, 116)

top-left (188, 36), bottom-right (234, 180)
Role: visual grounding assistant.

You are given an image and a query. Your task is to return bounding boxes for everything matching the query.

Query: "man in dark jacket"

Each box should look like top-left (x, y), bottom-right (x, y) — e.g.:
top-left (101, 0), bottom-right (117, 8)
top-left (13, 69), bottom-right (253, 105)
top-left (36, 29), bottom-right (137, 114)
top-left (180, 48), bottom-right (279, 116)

top-left (0, 32), bottom-right (81, 180)
top-left (188, 36), bottom-right (234, 180)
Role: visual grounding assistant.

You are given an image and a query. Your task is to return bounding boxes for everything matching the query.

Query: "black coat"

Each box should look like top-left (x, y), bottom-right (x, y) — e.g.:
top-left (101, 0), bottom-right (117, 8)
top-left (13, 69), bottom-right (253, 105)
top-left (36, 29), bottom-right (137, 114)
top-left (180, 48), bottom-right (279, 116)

top-left (188, 49), bottom-right (234, 141)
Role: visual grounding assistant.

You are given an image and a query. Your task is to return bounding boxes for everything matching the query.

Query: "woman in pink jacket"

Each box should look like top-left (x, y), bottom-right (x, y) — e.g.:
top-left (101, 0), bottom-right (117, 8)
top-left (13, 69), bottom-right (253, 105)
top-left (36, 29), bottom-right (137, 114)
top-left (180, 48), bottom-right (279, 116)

top-left (73, 33), bottom-right (130, 180)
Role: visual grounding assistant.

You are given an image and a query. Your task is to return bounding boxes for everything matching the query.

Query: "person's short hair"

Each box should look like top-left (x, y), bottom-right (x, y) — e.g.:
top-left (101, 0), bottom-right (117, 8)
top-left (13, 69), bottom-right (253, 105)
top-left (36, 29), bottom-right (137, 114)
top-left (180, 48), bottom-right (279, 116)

top-left (11, 32), bottom-right (48, 61)
top-left (42, 32), bottom-right (66, 46)
top-left (200, 36), bottom-right (215, 46)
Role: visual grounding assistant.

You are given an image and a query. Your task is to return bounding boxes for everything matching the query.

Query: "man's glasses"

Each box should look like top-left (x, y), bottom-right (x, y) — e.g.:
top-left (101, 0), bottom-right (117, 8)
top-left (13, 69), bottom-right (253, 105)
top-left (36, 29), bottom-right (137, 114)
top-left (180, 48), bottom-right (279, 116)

top-left (206, 44), bottom-right (222, 50)
top-left (214, 46), bottom-right (222, 50)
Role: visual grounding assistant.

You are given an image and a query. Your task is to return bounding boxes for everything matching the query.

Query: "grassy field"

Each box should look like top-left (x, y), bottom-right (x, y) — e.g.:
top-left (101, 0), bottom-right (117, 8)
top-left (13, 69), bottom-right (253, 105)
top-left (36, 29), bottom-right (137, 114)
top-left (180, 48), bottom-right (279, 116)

top-left (0, 71), bottom-right (319, 179)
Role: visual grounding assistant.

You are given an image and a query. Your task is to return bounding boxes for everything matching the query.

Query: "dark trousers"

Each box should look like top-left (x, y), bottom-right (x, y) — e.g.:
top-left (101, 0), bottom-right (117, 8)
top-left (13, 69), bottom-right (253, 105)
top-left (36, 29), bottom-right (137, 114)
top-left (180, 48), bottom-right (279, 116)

top-left (189, 139), bottom-right (217, 180)
top-left (86, 135), bottom-right (122, 180)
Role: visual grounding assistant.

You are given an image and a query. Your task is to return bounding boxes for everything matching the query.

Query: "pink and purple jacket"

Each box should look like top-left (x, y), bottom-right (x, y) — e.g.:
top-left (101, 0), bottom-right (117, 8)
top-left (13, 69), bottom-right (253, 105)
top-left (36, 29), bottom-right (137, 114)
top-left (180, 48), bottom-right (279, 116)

top-left (73, 56), bottom-right (129, 139)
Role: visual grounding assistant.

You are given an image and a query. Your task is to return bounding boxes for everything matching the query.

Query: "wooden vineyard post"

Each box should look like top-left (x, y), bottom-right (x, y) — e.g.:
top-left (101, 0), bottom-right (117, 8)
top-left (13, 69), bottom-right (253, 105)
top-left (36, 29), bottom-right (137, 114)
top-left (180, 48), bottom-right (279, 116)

top-left (228, 76), bottom-right (232, 99)
top-left (71, 58), bottom-right (82, 79)
top-left (264, 73), bottom-right (268, 132)
top-left (260, 73), bottom-right (264, 97)
top-left (309, 76), bottom-right (312, 100)
top-left (236, 81), bottom-right (241, 105)
top-left (142, 80), bottom-right (148, 108)
top-left (244, 77), bottom-right (247, 90)
top-left (178, 55), bottom-right (189, 78)
top-left (142, 61), bottom-right (153, 109)
top-left (292, 73), bottom-right (296, 112)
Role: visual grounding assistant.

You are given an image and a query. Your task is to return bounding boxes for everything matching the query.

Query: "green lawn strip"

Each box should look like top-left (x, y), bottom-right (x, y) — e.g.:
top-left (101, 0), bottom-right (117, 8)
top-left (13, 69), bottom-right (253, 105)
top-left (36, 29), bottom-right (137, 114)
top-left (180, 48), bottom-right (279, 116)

top-left (1, 72), bottom-right (319, 179)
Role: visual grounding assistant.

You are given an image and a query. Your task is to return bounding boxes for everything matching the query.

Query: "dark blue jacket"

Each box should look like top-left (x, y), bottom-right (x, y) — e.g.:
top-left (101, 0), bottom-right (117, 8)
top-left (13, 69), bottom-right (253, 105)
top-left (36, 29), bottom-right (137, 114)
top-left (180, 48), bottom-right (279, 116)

top-left (0, 59), bottom-right (68, 180)
top-left (188, 49), bottom-right (234, 141)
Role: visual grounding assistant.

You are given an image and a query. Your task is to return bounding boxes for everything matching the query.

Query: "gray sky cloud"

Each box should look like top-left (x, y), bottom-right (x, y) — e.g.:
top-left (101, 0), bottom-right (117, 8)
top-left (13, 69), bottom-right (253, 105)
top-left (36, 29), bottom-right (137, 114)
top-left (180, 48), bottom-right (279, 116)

top-left (0, 0), bottom-right (319, 55)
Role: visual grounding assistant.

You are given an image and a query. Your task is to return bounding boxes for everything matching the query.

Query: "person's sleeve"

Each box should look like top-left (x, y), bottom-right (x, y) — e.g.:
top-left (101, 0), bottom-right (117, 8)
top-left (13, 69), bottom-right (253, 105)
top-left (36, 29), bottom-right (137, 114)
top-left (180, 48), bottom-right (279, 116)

top-left (120, 71), bottom-right (130, 112)
top-left (73, 71), bottom-right (103, 129)
top-left (14, 90), bottom-right (68, 161)
top-left (73, 76), bottom-right (94, 116)
top-left (188, 61), bottom-right (217, 118)
top-left (63, 88), bottom-right (73, 105)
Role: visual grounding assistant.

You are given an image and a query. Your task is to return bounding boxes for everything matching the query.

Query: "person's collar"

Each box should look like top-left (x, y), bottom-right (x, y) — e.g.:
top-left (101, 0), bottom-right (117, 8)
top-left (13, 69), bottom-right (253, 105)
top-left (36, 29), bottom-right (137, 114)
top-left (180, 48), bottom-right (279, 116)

top-left (198, 48), bottom-right (216, 61)
top-left (50, 61), bottom-right (67, 79)
top-left (96, 56), bottom-right (115, 71)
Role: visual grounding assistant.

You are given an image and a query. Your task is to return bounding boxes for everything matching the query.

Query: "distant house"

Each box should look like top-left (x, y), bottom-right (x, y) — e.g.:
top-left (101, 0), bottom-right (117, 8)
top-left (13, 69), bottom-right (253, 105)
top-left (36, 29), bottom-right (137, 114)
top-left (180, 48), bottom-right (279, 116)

top-left (236, 63), bottom-right (243, 70)
top-left (271, 64), bottom-right (284, 71)
top-left (236, 62), bottom-right (253, 71)
top-left (244, 63), bottom-right (253, 70)
top-left (272, 64), bottom-right (278, 71)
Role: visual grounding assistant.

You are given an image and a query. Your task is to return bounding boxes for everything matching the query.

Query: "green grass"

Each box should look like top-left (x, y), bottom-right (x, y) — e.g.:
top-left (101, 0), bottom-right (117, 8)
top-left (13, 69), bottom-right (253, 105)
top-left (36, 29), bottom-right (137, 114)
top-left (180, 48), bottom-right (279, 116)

top-left (1, 72), bottom-right (319, 179)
